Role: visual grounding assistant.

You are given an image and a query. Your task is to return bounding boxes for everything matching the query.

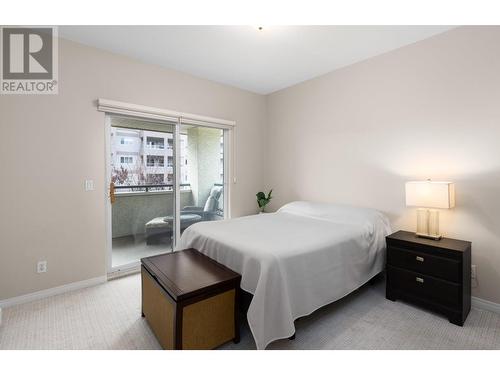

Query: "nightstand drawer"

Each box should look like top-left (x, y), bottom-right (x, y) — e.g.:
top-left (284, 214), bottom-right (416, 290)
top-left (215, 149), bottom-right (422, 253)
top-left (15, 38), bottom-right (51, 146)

top-left (387, 246), bottom-right (461, 282)
top-left (387, 266), bottom-right (461, 308)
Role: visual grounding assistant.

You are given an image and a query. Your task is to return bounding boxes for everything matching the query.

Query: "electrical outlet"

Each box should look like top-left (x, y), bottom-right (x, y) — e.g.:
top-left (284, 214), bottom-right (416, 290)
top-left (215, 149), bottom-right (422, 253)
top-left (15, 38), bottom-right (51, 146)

top-left (84, 180), bottom-right (94, 191)
top-left (37, 260), bottom-right (47, 273)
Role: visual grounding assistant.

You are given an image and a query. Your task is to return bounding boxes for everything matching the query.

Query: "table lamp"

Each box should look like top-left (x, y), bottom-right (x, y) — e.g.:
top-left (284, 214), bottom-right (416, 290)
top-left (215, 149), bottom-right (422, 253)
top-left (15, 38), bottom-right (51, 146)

top-left (405, 180), bottom-right (455, 240)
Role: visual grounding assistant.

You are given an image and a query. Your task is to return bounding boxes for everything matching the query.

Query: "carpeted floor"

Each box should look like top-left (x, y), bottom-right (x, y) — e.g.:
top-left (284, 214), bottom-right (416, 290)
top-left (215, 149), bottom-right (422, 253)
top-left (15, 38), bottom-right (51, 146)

top-left (1, 273), bottom-right (499, 350)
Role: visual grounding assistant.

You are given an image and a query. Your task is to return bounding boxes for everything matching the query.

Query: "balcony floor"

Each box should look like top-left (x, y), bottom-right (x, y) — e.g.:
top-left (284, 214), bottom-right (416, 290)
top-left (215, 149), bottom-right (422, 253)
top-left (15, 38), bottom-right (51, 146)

top-left (112, 234), bottom-right (172, 268)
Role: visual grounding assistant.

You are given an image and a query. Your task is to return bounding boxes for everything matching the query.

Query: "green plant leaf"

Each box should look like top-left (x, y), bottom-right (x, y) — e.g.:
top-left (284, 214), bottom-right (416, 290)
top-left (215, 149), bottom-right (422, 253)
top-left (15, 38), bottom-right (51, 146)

top-left (256, 189), bottom-right (273, 209)
top-left (267, 189), bottom-right (273, 200)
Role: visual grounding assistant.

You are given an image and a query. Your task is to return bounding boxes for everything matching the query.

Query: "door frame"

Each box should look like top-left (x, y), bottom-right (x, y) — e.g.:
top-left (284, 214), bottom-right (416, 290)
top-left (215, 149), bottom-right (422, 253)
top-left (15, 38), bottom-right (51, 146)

top-left (102, 101), bottom-right (235, 276)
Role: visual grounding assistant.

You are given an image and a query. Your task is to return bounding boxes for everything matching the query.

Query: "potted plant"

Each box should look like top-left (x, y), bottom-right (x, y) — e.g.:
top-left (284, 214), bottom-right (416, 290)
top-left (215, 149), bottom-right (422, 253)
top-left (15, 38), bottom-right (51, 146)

top-left (256, 190), bottom-right (273, 213)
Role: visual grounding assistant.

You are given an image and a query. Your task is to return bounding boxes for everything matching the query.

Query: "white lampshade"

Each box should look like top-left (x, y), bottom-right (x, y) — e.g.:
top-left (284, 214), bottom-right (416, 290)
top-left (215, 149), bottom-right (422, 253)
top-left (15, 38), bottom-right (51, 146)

top-left (405, 181), bottom-right (455, 209)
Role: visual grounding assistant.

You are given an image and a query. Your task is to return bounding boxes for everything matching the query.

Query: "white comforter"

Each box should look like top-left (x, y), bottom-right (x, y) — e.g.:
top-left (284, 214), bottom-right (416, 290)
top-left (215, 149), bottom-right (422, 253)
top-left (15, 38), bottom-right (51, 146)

top-left (178, 201), bottom-right (391, 349)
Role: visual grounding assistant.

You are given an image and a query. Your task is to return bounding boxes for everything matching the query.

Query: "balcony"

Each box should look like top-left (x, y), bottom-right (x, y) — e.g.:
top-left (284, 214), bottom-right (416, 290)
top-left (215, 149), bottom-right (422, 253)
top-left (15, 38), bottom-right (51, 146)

top-left (146, 143), bottom-right (165, 149)
top-left (144, 146), bottom-right (173, 157)
top-left (111, 183), bottom-right (223, 268)
top-left (144, 166), bottom-right (173, 174)
top-left (110, 123), bottom-right (225, 270)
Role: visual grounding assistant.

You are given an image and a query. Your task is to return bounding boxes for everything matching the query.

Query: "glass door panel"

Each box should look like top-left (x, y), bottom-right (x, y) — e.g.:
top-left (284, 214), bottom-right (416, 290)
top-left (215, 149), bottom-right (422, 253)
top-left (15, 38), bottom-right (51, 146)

top-left (179, 123), bottom-right (225, 234)
top-left (108, 115), bottom-right (177, 270)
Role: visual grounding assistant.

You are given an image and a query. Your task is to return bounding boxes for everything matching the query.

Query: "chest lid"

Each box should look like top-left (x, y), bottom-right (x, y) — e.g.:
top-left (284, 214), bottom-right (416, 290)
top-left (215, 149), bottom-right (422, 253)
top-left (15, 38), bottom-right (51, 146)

top-left (141, 248), bottom-right (240, 302)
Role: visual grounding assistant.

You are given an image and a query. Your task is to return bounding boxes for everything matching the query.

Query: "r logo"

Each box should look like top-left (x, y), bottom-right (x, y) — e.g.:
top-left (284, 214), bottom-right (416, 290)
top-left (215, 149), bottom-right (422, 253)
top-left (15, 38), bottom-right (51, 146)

top-left (2, 27), bottom-right (53, 79)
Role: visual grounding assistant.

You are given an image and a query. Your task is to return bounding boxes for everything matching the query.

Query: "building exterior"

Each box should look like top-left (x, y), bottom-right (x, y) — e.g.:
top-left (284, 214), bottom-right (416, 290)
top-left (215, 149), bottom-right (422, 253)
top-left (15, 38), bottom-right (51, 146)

top-left (110, 127), bottom-right (188, 190)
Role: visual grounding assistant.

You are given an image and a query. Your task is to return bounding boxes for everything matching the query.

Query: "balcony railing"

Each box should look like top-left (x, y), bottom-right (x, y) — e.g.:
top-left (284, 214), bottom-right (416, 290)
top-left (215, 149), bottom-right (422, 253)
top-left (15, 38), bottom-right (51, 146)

top-left (146, 144), bottom-right (165, 149)
top-left (114, 183), bottom-right (191, 193)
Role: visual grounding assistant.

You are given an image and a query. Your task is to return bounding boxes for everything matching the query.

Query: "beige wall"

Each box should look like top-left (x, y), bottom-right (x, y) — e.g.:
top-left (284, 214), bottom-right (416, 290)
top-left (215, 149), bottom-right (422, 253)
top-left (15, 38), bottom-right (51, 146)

top-left (0, 38), bottom-right (266, 300)
top-left (3, 27), bottom-right (500, 305)
top-left (186, 126), bottom-right (223, 207)
top-left (266, 26), bottom-right (500, 303)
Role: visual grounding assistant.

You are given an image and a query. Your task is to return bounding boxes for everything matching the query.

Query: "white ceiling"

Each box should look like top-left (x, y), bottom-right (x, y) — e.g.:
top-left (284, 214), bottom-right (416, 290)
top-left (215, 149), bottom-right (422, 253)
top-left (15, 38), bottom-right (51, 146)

top-left (60, 26), bottom-right (455, 94)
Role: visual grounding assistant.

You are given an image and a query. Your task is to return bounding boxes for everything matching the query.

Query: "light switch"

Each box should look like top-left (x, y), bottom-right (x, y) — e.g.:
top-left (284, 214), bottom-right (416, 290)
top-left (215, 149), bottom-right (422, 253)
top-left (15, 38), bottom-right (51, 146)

top-left (37, 260), bottom-right (47, 273)
top-left (85, 180), bottom-right (94, 191)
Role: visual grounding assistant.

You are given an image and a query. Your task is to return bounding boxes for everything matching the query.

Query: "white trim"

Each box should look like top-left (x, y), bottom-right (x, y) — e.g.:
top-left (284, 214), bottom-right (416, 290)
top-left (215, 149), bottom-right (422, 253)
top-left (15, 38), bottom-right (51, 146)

top-left (109, 260), bottom-right (142, 275)
top-left (105, 115), bottom-right (113, 274)
top-left (472, 296), bottom-right (500, 314)
top-left (223, 128), bottom-right (232, 218)
top-left (107, 264), bottom-right (140, 280)
top-left (231, 125), bottom-right (237, 184)
top-left (173, 121), bottom-right (181, 248)
top-left (0, 276), bottom-right (107, 309)
top-left (98, 99), bottom-right (236, 128)
top-left (180, 117), bottom-right (234, 130)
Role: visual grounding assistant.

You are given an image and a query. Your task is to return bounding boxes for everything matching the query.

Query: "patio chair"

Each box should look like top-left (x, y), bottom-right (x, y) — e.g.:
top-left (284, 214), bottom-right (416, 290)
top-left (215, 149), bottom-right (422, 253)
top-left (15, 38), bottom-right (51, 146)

top-left (145, 184), bottom-right (223, 244)
top-left (181, 184), bottom-right (224, 221)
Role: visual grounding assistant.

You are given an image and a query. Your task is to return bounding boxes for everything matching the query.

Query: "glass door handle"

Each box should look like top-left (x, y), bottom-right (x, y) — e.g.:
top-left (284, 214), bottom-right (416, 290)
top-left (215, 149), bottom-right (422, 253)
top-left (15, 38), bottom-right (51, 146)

top-left (109, 182), bottom-right (116, 204)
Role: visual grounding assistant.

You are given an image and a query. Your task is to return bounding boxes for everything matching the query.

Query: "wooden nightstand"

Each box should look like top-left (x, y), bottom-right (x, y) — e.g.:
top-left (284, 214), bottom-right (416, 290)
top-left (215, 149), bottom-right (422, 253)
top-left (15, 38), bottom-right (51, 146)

top-left (386, 230), bottom-right (471, 326)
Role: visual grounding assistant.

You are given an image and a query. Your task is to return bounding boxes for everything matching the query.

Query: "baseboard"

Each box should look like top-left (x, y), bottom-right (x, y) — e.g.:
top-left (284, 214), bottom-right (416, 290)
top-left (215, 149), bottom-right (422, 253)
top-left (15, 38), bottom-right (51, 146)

top-left (1, 273), bottom-right (497, 317)
top-left (0, 275), bottom-right (107, 309)
top-left (472, 296), bottom-right (500, 314)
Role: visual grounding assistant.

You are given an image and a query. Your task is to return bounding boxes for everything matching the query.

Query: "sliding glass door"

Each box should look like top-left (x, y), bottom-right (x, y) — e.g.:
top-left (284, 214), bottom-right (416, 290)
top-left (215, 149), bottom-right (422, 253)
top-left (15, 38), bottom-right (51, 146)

top-left (108, 115), bottom-right (177, 271)
top-left (106, 113), bottom-right (230, 273)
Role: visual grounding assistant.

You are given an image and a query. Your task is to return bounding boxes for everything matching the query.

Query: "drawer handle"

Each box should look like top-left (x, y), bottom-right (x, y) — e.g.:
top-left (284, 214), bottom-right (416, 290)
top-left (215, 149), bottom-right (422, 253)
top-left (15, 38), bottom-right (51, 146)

top-left (416, 256), bottom-right (424, 262)
top-left (416, 277), bottom-right (424, 283)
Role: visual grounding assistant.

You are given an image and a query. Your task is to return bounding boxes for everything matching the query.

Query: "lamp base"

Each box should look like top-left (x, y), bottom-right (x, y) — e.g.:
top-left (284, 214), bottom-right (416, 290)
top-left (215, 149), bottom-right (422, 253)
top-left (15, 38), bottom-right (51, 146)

top-left (416, 232), bottom-right (442, 240)
top-left (415, 208), bottom-right (442, 240)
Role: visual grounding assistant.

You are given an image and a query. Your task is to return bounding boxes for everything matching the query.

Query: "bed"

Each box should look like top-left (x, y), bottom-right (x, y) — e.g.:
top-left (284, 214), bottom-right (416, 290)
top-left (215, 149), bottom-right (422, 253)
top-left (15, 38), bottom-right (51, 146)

top-left (177, 201), bottom-right (392, 349)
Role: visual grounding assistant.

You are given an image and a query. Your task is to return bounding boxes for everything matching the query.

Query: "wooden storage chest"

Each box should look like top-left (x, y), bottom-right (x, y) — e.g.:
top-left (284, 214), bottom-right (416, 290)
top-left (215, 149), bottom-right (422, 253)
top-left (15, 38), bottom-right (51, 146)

top-left (141, 248), bottom-right (241, 349)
